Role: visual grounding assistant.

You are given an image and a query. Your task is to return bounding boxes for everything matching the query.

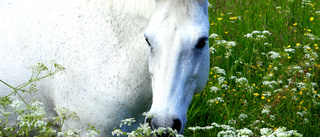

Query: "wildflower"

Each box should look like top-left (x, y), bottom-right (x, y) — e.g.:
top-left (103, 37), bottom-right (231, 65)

top-left (120, 118), bottom-right (136, 127)
top-left (267, 51), bottom-right (281, 59)
top-left (210, 86), bottom-right (220, 93)
top-left (244, 33), bottom-right (253, 38)
top-left (270, 115), bottom-right (276, 121)
top-left (213, 67), bottom-right (226, 75)
top-left (262, 30), bottom-right (272, 35)
top-left (112, 129), bottom-right (124, 136)
top-left (253, 93), bottom-right (259, 96)
top-left (235, 77), bottom-right (248, 84)
top-left (237, 128), bottom-right (254, 136)
top-left (228, 119), bottom-right (236, 125)
top-left (293, 23), bottom-right (297, 26)
top-left (284, 48), bottom-right (295, 53)
top-left (262, 105), bottom-right (271, 114)
top-left (239, 113), bottom-right (248, 121)
top-left (227, 41), bottom-right (236, 47)
top-left (10, 100), bottom-right (23, 110)
top-left (310, 17), bottom-right (314, 21)
top-left (217, 18), bottom-right (223, 21)
top-left (209, 33), bottom-right (219, 38)
top-left (209, 47), bottom-right (216, 54)
top-left (260, 128), bottom-right (273, 136)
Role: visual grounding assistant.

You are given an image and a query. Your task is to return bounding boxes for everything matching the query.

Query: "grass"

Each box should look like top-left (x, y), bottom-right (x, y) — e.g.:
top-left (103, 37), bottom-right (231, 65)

top-left (185, 0), bottom-right (320, 136)
top-left (1, 0), bottom-right (319, 136)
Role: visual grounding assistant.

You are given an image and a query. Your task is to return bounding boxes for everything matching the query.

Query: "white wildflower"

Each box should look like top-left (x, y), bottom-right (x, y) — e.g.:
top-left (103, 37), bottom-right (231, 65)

top-left (112, 129), bottom-right (124, 136)
top-left (268, 51), bottom-right (281, 59)
top-left (228, 119), bottom-right (236, 125)
top-left (217, 130), bottom-right (236, 137)
top-left (269, 115), bottom-right (276, 121)
top-left (210, 86), bottom-right (220, 93)
top-left (239, 113), bottom-right (248, 121)
top-left (120, 118), bottom-right (136, 127)
top-left (262, 105), bottom-right (271, 115)
top-left (209, 47), bottom-right (216, 54)
top-left (252, 31), bottom-right (261, 34)
top-left (230, 76), bottom-right (237, 79)
top-left (237, 128), bottom-right (253, 136)
top-left (209, 33), bottom-right (219, 38)
top-left (236, 77), bottom-right (248, 84)
top-left (227, 41), bottom-right (236, 47)
top-left (217, 77), bottom-right (226, 85)
top-left (10, 100), bottom-right (23, 110)
top-left (260, 128), bottom-right (273, 136)
top-left (257, 35), bottom-right (266, 39)
top-left (244, 33), bottom-right (253, 38)
top-left (262, 30), bottom-right (272, 35)
top-left (213, 67), bottom-right (226, 75)
top-left (296, 111), bottom-right (307, 117)
top-left (284, 48), bottom-right (295, 53)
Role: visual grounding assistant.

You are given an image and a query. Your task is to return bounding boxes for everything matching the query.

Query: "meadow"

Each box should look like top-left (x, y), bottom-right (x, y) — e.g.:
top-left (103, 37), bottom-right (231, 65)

top-left (185, 0), bottom-right (320, 136)
top-left (1, 0), bottom-right (319, 136)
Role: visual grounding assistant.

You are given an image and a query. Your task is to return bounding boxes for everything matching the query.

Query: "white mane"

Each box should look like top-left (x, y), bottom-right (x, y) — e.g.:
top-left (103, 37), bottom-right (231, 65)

top-left (109, 0), bottom-right (156, 19)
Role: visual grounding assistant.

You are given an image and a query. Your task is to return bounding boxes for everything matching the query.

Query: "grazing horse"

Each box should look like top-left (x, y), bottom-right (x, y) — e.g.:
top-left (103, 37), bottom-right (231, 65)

top-left (0, 0), bottom-right (209, 136)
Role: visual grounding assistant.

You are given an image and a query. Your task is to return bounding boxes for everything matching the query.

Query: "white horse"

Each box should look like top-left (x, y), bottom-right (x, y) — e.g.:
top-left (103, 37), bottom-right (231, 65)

top-left (0, 0), bottom-right (209, 136)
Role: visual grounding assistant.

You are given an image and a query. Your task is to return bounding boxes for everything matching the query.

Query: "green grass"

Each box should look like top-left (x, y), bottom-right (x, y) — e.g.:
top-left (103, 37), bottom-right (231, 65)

top-left (185, 0), bottom-right (320, 136)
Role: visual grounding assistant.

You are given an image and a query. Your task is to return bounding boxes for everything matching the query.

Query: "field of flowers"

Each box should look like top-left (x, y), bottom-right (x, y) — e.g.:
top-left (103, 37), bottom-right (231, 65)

top-left (1, 0), bottom-right (319, 136)
top-left (185, 0), bottom-right (320, 136)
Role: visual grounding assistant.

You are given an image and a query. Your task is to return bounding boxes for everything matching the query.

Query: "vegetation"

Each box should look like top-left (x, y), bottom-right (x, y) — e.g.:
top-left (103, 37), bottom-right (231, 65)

top-left (185, 0), bottom-right (320, 136)
top-left (1, 0), bottom-right (319, 136)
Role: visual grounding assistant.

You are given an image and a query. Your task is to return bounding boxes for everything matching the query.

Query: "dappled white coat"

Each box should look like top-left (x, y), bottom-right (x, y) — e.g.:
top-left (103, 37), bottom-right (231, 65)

top-left (0, 0), bottom-right (209, 136)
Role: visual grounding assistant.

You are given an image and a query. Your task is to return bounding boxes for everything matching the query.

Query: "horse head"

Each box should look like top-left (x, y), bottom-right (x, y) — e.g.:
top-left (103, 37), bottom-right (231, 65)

top-left (144, 0), bottom-right (209, 134)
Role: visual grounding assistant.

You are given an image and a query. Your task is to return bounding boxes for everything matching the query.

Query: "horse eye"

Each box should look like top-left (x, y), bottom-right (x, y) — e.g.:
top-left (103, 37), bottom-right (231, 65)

top-left (145, 38), bottom-right (151, 47)
top-left (195, 38), bottom-right (208, 49)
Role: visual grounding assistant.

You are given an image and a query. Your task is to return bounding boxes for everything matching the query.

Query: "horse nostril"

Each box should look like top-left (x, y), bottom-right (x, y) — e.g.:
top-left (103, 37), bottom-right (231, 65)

top-left (172, 119), bottom-right (182, 133)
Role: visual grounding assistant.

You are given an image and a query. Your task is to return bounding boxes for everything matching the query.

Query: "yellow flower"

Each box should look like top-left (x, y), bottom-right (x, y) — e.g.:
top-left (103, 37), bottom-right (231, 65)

top-left (288, 56), bottom-right (291, 59)
top-left (296, 43), bottom-right (301, 46)
top-left (273, 127), bottom-right (277, 131)
top-left (299, 91), bottom-right (303, 95)
top-left (310, 17), bottom-right (314, 21)
top-left (287, 45), bottom-right (291, 48)
top-left (261, 96), bottom-right (265, 100)
top-left (229, 16), bottom-right (237, 20)
top-left (217, 18), bottom-right (223, 21)
top-left (307, 29), bottom-right (312, 32)
top-left (293, 23), bottom-right (297, 26)
top-left (253, 93), bottom-right (259, 96)
top-left (314, 91), bottom-right (317, 94)
top-left (210, 22), bottom-right (214, 25)
top-left (315, 44), bottom-right (318, 47)
top-left (220, 13), bottom-right (224, 16)
top-left (225, 31), bottom-right (228, 34)
top-left (267, 99), bottom-right (271, 102)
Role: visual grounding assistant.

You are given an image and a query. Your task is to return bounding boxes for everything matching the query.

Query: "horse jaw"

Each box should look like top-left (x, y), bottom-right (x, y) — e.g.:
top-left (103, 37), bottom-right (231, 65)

top-left (144, 0), bottom-right (209, 134)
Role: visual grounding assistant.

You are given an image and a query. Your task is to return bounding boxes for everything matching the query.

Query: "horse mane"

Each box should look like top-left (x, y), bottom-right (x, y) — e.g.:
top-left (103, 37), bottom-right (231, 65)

top-left (108, 0), bottom-right (156, 19)
top-left (108, 0), bottom-right (207, 19)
